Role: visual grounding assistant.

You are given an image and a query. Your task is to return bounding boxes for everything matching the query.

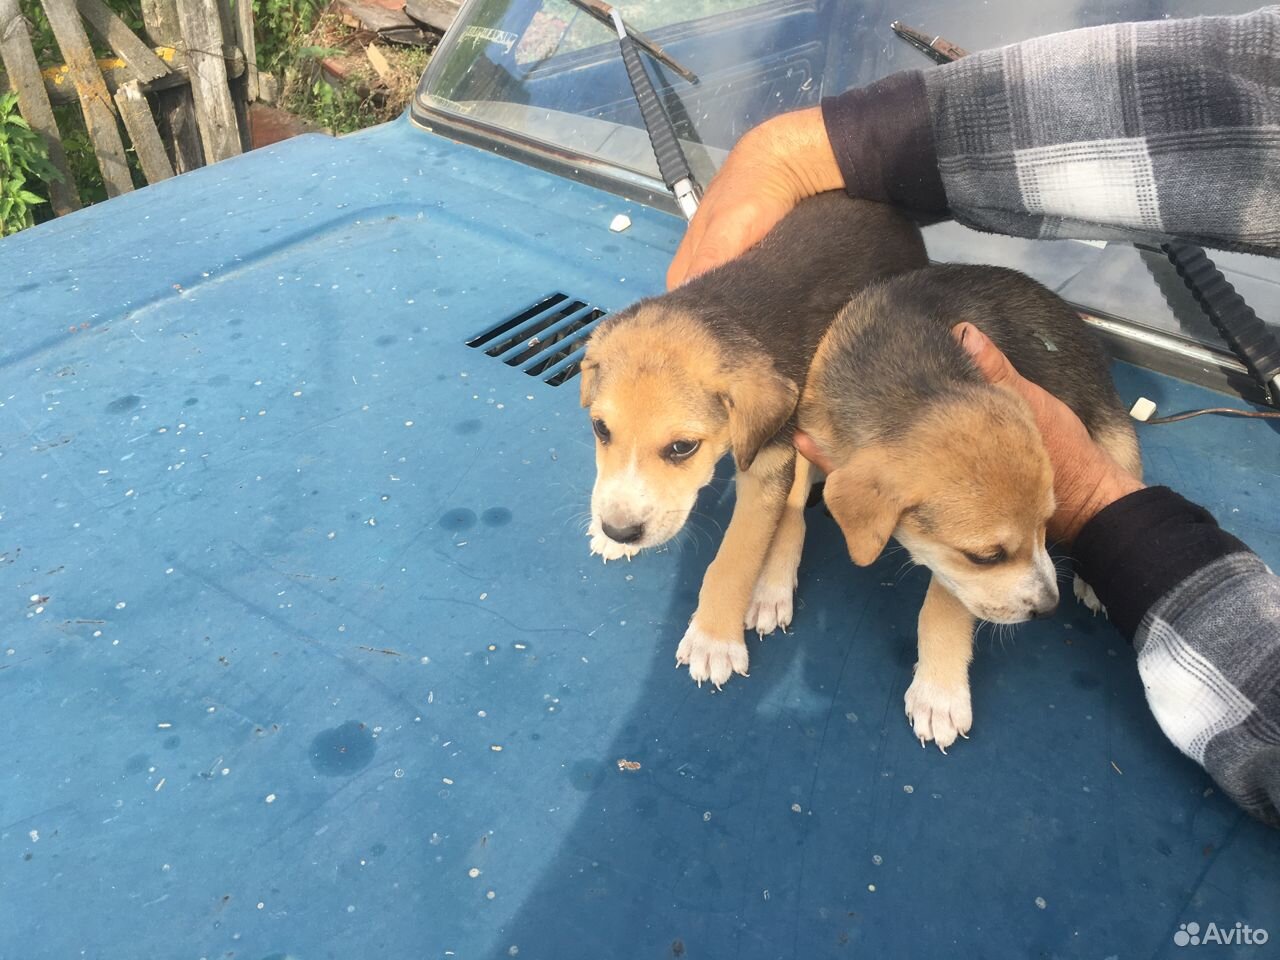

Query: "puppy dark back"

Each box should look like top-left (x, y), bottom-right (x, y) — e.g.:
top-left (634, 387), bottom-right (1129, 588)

top-left (814, 264), bottom-right (1131, 445)
top-left (609, 193), bottom-right (928, 383)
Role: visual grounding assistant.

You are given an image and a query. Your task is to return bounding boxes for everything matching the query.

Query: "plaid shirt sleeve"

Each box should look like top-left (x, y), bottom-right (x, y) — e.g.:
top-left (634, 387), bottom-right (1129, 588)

top-left (822, 6), bottom-right (1280, 257)
top-left (1074, 487), bottom-right (1280, 828)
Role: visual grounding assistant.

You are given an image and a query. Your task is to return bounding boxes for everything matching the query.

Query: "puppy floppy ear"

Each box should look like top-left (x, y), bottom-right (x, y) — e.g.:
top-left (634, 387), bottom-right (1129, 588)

top-left (579, 358), bottom-right (600, 408)
top-left (721, 363), bottom-right (799, 472)
top-left (823, 447), bottom-right (906, 566)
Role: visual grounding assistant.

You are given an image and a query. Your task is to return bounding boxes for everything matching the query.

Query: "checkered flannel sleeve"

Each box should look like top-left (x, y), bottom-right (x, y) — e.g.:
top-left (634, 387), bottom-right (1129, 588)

top-left (1074, 487), bottom-right (1280, 828)
top-left (822, 6), bottom-right (1280, 256)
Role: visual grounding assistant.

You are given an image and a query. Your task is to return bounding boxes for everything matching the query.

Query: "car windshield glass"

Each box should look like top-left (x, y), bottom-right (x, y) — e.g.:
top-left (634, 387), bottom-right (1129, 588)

top-left (414, 1), bottom-right (1280, 363)
top-left (418, 1), bottom-right (1264, 180)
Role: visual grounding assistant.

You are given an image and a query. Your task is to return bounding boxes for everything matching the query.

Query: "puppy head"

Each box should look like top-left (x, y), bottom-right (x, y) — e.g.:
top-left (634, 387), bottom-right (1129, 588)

top-left (580, 306), bottom-right (797, 557)
top-left (822, 387), bottom-right (1058, 623)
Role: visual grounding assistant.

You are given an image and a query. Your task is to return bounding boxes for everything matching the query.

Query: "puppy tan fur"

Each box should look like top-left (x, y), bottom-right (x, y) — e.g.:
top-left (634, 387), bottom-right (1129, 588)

top-left (580, 193), bottom-right (927, 687)
top-left (801, 264), bottom-right (1141, 749)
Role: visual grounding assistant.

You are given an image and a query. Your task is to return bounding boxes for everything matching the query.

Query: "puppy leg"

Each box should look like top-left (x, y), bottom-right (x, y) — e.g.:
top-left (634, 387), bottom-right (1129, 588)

top-left (677, 450), bottom-right (793, 687)
top-left (1073, 575), bottom-right (1106, 616)
top-left (1074, 422), bottom-right (1143, 616)
top-left (904, 576), bottom-right (976, 752)
top-left (746, 456), bottom-right (812, 636)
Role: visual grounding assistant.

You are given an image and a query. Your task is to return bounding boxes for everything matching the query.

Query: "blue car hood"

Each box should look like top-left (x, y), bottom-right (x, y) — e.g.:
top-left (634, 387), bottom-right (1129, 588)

top-left (2, 117), bottom-right (1278, 958)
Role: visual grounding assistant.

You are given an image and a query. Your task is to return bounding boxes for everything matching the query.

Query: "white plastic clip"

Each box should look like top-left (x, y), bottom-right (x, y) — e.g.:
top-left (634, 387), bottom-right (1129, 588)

top-left (1129, 397), bottom-right (1157, 422)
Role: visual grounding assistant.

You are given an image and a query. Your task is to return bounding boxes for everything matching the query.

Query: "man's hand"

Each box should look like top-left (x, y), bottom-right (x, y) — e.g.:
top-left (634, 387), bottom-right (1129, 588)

top-left (666, 107), bottom-right (844, 290)
top-left (794, 323), bottom-right (1144, 544)
top-left (953, 322), bottom-right (1144, 543)
top-left (793, 430), bottom-right (832, 475)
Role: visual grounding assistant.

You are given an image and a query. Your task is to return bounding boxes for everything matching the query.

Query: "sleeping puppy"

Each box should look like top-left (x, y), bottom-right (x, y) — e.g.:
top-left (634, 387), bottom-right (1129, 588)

top-left (800, 264), bottom-right (1141, 749)
top-left (580, 193), bottom-right (927, 687)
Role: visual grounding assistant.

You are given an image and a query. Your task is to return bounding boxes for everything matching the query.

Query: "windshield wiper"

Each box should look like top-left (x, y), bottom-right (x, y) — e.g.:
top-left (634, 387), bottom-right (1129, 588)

top-left (607, 8), bottom-right (700, 219)
top-left (890, 21), bottom-right (969, 64)
top-left (558, 1), bottom-right (703, 219)
top-left (563, 0), bottom-right (699, 83)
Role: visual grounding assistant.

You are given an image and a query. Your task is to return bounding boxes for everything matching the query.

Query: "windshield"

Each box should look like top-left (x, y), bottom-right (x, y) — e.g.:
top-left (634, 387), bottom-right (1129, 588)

top-left (413, 1), bottom-right (1280, 387)
top-left (416, 0), bottom-right (1266, 183)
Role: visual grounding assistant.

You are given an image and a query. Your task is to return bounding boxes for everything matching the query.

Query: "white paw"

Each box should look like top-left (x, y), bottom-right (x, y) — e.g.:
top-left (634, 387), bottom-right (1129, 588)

top-left (588, 521), bottom-right (638, 563)
top-left (904, 673), bottom-right (972, 752)
top-left (744, 576), bottom-right (795, 636)
top-left (675, 623), bottom-right (749, 688)
top-left (1074, 575), bottom-right (1107, 617)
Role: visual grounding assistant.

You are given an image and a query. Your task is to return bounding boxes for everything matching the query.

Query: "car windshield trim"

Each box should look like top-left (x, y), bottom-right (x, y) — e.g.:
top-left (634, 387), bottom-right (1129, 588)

top-left (409, 102), bottom-right (687, 215)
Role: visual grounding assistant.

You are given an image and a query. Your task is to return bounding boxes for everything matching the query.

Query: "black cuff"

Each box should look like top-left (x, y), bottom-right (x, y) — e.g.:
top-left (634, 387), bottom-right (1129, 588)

top-left (820, 70), bottom-right (947, 216)
top-left (1071, 486), bottom-right (1253, 641)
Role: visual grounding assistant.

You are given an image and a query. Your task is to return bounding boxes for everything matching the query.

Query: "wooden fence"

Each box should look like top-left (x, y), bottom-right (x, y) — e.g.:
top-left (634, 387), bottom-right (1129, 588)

top-left (0, 0), bottom-right (257, 216)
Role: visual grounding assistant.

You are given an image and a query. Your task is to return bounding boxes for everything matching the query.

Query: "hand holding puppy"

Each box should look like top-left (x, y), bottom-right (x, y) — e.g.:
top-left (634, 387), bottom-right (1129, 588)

top-left (795, 322), bottom-right (1145, 545)
top-left (951, 323), bottom-right (1145, 544)
top-left (666, 108), bottom-right (844, 290)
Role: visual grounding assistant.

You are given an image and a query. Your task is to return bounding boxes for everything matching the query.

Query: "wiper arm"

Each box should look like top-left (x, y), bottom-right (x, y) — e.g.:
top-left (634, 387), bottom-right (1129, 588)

top-left (890, 21), bottom-right (969, 65)
top-left (606, 6), bottom-right (701, 220)
top-left (562, 0), bottom-right (699, 84)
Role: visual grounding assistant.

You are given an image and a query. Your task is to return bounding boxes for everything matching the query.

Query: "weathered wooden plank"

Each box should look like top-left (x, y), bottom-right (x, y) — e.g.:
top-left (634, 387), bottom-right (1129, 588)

top-left (176, 0), bottom-right (241, 162)
top-left (403, 0), bottom-right (459, 34)
top-left (337, 0), bottom-right (425, 42)
top-left (229, 71), bottom-right (249, 150)
top-left (1, 46), bottom-right (247, 106)
top-left (0, 0), bottom-right (80, 213)
top-left (77, 0), bottom-right (171, 83)
top-left (232, 0), bottom-right (256, 101)
top-left (140, 0), bottom-right (180, 45)
top-left (365, 43), bottom-right (392, 85)
top-left (215, 0), bottom-right (249, 146)
top-left (140, 0), bottom-right (201, 172)
top-left (113, 79), bottom-right (173, 183)
top-left (339, 0), bottom-right (414, 33)
top-left (40, 0), bottom-right (134, 197)
top-left (212, 0), bottom-right (235, 63)
top-left (154, 85), bottom-right (203, 172)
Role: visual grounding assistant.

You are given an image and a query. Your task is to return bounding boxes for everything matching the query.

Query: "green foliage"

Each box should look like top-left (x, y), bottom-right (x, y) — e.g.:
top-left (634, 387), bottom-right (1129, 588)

top-left (56, 110), bottom-right (111, 205)
top-left (0, 92), bottom-right (63, 237)
top-left (290, 78), bottom-right (372, 135)
top-left (252, 0), bottom-right (327, 73)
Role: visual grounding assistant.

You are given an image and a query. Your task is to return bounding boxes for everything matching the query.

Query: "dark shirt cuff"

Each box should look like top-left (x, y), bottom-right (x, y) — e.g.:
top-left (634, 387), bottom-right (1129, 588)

top-left (820, 70), bottom-right (947, 216)
top-left (1071, 486), bottom-right (1253, 640)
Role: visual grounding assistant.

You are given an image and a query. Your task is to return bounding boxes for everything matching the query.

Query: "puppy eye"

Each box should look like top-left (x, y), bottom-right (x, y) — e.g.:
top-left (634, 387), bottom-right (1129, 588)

top-left (592, 418), bottom-right (611, 444)
top-left (665, 439), bottom-right (701, 461)
top-left (963, 548), bottom-right (1007, 566)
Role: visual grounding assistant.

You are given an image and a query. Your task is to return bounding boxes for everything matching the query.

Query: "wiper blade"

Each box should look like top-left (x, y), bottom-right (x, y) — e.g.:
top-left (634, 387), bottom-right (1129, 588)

top-left (563, 0), bottom-right (699, 84)
top-left (608, 8), bottom-right (700, 220)
top-left (1163, 243), bottom-right (1280, 403)
top-left (890, 21), bottom-right (968, 64)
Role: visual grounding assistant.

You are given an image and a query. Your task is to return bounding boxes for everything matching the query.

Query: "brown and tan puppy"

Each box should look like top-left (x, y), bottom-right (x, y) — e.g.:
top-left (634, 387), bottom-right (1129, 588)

top-left (581, 193), bottom-right (927, 687)
top-left (800, 264), bottom-right (1141, 749)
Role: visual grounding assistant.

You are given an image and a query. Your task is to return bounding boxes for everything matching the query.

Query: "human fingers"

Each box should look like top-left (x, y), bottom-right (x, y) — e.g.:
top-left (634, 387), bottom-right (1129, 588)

top-left (793, 430), bottom-right (835, 474)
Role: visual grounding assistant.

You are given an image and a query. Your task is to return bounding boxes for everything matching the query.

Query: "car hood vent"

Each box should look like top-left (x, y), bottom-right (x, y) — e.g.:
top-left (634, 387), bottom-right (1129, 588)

top-left (466, 293), bottom-right (608, 386)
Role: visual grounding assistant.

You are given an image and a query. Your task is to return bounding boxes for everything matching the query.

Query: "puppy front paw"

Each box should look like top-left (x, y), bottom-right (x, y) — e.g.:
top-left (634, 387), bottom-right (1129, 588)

top-left (676, 623), bottom-right (748, 688)
top-left (588, 525), bottom-right (638, 563)
top-left (904, 673), bottom-right (972, 753)
top-left (744, 576), bottom-right (795, 636)
top-left (1073, 575), bottom-right (1107, 617)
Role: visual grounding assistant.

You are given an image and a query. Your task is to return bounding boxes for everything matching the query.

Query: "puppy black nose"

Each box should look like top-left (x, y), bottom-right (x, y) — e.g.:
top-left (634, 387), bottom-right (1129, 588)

top-left (602, 520), bottom-right (644, 544)
top-left (1031, 603), bottom-right (1058, 620)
